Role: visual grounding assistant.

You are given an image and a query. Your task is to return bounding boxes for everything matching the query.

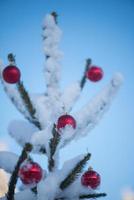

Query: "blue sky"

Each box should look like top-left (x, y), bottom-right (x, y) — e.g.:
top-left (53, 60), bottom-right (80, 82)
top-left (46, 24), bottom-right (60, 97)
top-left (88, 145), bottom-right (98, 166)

top-left (0, 0), bottom-right (134, 199)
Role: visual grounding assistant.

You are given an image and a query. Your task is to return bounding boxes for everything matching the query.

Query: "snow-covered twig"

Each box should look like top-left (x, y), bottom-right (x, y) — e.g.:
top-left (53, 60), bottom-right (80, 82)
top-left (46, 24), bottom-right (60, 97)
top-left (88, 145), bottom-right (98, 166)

top-left (60, 153), bottom-right (91, 190)
top-left (7, 143), bottom-right (33, 200)
top-left (16, 81), bottom-right (41, 129)
top-left (61, 73), bottom-right (123, 147)
top-left (74, 73), bottom-right (123, 140)
top-left (48, 124), bottom-right (61, 172)
top-left (43, 13), bottom-right (63, 102)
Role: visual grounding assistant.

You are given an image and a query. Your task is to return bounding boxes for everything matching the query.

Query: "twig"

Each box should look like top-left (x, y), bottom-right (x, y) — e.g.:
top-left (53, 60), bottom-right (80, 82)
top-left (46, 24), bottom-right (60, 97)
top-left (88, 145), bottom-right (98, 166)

top-left (79, 193), bottom-right (107, 199)
top-left (6, 143), bottom-right (33, 200)
top-left (17, 81), bottom-right (41, 129)
top-left (60, 153), bottom-right (91, 190)
top-left (80, 58), bottom-right (92, 89)
top-left (48, 124), bottom-right (60, 171)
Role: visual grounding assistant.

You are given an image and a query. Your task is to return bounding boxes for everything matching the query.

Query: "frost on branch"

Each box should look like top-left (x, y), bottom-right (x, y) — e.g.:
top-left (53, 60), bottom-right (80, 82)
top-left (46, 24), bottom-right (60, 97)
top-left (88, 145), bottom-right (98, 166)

top-left (0, 151), bottom-right (18, 173)
top-left (43, 14), bottom-right (63, 99)
top-left (74, 73), bottom-right (123, 139)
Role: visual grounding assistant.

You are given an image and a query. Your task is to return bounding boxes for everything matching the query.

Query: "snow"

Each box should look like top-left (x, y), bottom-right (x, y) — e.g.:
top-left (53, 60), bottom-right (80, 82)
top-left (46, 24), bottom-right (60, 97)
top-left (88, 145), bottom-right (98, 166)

top-left (61, 81), bottom-right (81, 112)
top-left (37, 173), bottom-right (60, 200)
top-left (31, 125), bottom-right (52, 154)
top-left (8, 120), bottom-right (38, 148)
top-left (43, 14), bottom-right (63, 99)
top-left (37, 154), bottom-right (90, 200)
top-left (0, 189), bottom-right (36, 200)
top-left (73, 73), bottom-right (123, 140)
top-left (0, 151), bottom-right (18, 173)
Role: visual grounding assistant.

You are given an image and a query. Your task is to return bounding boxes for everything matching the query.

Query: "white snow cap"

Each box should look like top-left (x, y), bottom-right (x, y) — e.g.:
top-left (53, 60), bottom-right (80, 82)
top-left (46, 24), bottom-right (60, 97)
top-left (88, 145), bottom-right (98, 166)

top-left (0, 151), bottom-right (18, 173)
top-left (8, 120), bottom-right (38, 147)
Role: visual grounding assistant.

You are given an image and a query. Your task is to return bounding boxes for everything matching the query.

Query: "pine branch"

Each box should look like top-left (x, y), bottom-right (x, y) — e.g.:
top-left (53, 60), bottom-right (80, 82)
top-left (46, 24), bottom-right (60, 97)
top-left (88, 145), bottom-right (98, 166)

top-left (43, 11), bottom-right (58, 59)
top-left (51, 11), bottom-right (58, 24)
top-left (48, 124), bottom-right (60, 171)
top-left (80, 58), bottom-right (91, 89)
top-left (6, 143), bottom-right (33, 200)
top-left (60, 153), bottom-right (91, 190)
top-left (79, 193), bottom-right (107, 199)
top-left (17, 81), bottom-right (41, 129)
top-left (8, 53), bottom-right (16, 63)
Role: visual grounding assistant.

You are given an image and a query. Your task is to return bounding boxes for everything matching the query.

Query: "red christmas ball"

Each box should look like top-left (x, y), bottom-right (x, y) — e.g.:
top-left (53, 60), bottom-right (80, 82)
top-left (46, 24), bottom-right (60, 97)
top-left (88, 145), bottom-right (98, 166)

top-left (57, 114), bottom-right (76, 130)
top-left (2, 65), bottom-right (21, 84)
top-left (81, 169), bottom-right (101, 189)
top-left (19, 162), bottom-right (43, 185)
top-left (86, 66), bottom-right (103, 82)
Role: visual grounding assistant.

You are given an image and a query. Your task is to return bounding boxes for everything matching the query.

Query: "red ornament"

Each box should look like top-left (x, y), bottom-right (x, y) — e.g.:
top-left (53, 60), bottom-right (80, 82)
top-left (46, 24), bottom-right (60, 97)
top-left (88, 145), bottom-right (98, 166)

top-left (81, 168), bottom-right (101, 189)
top-left (86, 66), bottom-right (103, 82)
top-left (57, 114), bottom-right (76, 130)
top-left (19, 162), bottom-right (43, 185)
top-left (2, 65), bottom-right (21, 84)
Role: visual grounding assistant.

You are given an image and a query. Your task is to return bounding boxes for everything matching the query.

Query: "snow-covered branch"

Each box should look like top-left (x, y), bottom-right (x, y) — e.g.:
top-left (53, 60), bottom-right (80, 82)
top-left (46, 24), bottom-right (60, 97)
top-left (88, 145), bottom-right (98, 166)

top-left (60, 73), bottom-right (123, 147)
top-left (74, 73), bottom-right (123, 140)
top-left (43, 13), bottom-right (63, 100)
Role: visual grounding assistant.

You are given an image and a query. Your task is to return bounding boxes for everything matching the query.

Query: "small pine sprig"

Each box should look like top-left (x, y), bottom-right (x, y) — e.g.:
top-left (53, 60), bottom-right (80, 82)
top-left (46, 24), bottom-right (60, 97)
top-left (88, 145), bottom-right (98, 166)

top-left (60, 153), bottom-right (91, 190)
top-left (16, 81), bottom-right (41, 129)
top-left (48, 124), bottom-right (61, 171)
top-left (79, 193), bottom-right (107, 199)
top-left (6, 143), bottom-right (33, 200)
top-left (7, 53), bottom-right (41, 129)
top-left (51, 11), bottom-right (58, 24)
top-left (80, 58), bottom-right (92, 89)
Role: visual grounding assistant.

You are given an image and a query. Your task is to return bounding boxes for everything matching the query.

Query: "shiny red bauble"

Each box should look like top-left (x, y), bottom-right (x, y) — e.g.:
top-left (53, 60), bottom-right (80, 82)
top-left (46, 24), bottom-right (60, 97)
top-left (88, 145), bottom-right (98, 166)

top-left (86, 66), bottom-right (103, 82)
top-left (81, 169), bottom-right (101, 189)
top-left (57, 114), bottom-right (76, 130)
top-left (19, 162), bottom-right (43, 185)
top-left (2, 65), bottom-right (21, 84)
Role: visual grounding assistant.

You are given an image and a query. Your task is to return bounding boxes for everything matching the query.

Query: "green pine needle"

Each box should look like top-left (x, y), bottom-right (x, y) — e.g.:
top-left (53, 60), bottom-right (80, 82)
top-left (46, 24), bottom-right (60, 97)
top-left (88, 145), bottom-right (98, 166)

top-left (60, 153), bottom-right (91, 190)
top-left (79, 193), bottom-right (107, 199)
top-left (17, 81), bottom-right (41, 129)
top-left (49, 124), bottom-right (60, 171)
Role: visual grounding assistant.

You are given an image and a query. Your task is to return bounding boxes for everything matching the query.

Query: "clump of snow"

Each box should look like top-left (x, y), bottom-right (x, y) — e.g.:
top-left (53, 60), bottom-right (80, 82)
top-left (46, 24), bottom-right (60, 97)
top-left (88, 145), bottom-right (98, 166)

top-left (0, 151), bottom-right (18, 173)
top-left (112, 72), bottom-right (124, 86)
top-left (61, 81), bottom-right (81, 112)
top-left (37, 173), bottom-right (60, 200)
top-left (31, 124), bottom-right (52, 154)
top-left (8, 120), bottom-right (38, 148)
